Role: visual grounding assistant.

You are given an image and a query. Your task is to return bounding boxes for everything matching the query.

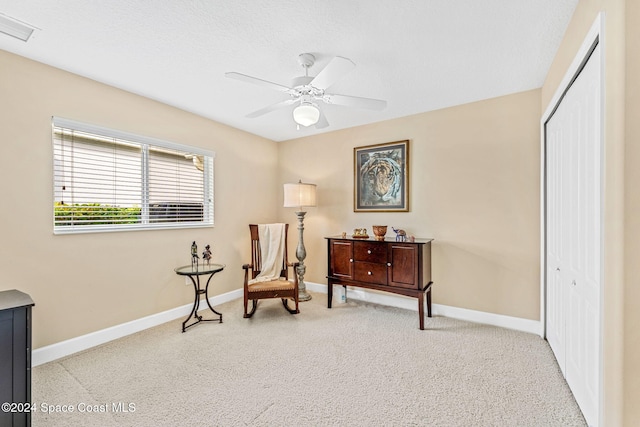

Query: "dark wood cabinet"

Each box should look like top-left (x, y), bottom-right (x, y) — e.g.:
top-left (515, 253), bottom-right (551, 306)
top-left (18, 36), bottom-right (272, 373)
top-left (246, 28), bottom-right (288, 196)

top-left (0, 290), bottom-right (35, 427)
top-left (329, 240), bottom-right (354, 279)
top-left (326, 236), bottom-right (433, 329)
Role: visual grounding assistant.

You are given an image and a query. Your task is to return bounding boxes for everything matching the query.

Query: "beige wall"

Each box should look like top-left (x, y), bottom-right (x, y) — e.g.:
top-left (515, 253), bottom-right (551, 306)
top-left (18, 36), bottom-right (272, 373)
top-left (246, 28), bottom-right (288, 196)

top-left (278, 89), bottom-right (542, 321)
top-left (541, 0), bottom-right (638, 424)
top-left (0, 50), bottom-right (280, 348)
top-left (625, 0), bottom-right (640, 424)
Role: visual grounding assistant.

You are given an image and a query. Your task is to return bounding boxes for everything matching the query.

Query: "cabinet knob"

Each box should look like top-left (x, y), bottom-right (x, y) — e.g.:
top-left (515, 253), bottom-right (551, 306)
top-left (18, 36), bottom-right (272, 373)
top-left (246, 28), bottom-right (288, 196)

top-left (387, 263), bottom-right (392, 267)
top-left (367, 250), bottom-right (372, 254)
top-left (368, 271), bottom-right (372, 275)
top-left (349, 259), bottom-right (353, 263)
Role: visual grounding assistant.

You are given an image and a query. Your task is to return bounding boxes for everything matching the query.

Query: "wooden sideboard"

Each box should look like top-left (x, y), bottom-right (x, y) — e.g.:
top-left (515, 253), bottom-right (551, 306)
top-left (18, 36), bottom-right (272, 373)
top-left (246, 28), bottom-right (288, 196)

top-left (326, 236), bottom-right (433, 329)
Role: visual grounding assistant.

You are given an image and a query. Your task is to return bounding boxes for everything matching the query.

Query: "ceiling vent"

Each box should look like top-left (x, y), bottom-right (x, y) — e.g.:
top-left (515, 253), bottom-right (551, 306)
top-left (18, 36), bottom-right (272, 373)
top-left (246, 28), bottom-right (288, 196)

top-left (0, 13), bottom-right (36, 42)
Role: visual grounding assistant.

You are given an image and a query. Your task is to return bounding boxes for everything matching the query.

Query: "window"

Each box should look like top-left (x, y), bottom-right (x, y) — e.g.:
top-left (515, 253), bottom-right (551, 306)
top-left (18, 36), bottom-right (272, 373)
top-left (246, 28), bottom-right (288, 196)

top-left (52, 117), bottom-right (214, 234)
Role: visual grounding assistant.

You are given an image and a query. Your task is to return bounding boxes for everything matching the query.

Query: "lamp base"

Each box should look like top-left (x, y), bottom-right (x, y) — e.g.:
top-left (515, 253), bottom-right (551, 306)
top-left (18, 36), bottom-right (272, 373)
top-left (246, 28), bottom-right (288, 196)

top-left (298, 287), bottom-right (312, 302)
top-left (293, 210), bottom-right (313, 302)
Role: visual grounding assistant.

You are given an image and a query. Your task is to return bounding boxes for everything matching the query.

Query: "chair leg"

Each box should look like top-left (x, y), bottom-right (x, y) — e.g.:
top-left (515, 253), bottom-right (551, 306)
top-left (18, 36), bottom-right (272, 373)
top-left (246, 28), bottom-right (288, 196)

top-left (244, 300), bottom-right (257, 318)
top-left (282, 298), bottom-right (299, 314)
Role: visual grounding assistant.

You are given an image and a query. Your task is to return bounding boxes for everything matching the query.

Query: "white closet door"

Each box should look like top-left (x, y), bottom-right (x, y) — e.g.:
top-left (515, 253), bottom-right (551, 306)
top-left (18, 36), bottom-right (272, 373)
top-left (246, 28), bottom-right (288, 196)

top-left (545, 43), bottom-right (601, 426)
top-left (546, 96), bottom-right (568, 373)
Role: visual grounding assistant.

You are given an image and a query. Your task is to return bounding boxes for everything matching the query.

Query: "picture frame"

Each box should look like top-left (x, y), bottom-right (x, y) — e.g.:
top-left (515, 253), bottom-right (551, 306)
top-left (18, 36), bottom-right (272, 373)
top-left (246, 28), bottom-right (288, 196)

top-left (354, 140), bottom-right (409, 212)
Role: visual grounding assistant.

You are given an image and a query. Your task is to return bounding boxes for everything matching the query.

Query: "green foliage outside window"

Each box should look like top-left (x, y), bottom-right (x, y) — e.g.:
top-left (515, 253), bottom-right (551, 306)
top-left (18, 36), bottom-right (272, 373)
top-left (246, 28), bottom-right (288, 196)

top-left (54, 202), bottom-right (141, 226)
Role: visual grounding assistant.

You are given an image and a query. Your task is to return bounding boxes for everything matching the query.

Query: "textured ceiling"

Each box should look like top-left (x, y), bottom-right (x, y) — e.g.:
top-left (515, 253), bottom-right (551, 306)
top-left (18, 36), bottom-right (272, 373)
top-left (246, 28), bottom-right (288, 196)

top-left (0, 0), bottom-right (578, 142)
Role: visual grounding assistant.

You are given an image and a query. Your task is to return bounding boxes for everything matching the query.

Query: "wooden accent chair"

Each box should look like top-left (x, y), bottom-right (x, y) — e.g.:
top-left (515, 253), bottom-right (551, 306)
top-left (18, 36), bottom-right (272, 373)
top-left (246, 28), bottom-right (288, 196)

top-left (242, 224), bottom-right (300, 318)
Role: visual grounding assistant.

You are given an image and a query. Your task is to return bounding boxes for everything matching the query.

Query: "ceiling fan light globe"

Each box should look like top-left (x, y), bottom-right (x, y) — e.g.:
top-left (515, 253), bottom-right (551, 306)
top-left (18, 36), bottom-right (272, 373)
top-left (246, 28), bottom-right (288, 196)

top-left (293, 104), bottom-right (320, 127)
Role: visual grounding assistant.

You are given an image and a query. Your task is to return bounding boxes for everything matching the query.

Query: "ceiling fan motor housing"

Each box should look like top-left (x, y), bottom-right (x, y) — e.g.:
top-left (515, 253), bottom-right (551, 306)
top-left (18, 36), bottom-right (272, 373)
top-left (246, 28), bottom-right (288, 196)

top-left (291, 75), bottom-right (323, 102)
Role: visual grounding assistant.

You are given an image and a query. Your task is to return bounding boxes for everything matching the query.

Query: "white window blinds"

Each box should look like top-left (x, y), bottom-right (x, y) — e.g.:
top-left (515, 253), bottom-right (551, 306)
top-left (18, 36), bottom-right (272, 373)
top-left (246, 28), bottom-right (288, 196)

top-left (52, 117), bottom-right (214, 233)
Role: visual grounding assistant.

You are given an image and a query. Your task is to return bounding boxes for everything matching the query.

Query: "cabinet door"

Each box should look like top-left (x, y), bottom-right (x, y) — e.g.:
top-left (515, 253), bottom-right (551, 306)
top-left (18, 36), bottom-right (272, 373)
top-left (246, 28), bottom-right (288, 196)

top-left (0, 310), bottom-right (13, 427)
top-left (330, 240), bottom-right (353, 279)
top-left (388, 244), bottom-right (418, 288)
top-left (0, 307), bottom-right (28, 427)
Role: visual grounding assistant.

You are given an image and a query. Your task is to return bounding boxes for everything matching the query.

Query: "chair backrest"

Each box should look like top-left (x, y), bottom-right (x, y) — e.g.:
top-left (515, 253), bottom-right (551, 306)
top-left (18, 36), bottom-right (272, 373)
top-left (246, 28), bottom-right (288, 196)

top-left (249, 224), bottom-right (289, 280)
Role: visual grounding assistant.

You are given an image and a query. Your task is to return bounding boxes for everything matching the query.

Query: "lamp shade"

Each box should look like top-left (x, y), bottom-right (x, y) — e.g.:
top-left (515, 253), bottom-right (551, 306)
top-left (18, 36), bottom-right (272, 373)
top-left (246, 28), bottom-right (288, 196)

top-left (283, 181), bottom-right (317, 208)
top-left (292, 103), bottom-right (320, 127)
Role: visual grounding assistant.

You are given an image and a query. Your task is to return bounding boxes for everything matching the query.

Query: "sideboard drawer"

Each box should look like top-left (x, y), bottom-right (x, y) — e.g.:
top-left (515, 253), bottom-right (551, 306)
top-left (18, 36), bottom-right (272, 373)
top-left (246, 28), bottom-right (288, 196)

top-left (354, 261), bottom-right (387, 284)
top-left (353, 241), bottom-right (387, 263)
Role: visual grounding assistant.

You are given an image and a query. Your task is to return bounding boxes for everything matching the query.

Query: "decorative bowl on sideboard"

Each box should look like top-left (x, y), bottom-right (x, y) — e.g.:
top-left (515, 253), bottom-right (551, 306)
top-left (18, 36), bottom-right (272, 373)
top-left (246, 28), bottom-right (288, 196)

top-left (372, 225), bottom-right (387, 241)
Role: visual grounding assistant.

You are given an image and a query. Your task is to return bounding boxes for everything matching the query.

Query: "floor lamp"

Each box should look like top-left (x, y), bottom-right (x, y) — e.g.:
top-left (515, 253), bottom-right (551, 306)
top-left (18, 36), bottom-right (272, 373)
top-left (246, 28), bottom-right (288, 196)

top-left (283, 180), bottom-right (317, 302)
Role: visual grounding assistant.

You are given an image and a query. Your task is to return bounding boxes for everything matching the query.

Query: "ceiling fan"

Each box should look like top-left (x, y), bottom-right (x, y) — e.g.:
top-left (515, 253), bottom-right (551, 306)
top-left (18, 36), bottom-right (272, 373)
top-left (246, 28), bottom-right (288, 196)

top-left (225, 53), bottom-right (387, 130)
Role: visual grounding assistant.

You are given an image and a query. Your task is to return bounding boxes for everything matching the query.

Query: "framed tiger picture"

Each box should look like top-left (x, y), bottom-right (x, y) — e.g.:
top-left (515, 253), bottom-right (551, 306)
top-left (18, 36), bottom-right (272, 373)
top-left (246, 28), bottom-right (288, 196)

top-left (354, 140), bottom-right (409, 212)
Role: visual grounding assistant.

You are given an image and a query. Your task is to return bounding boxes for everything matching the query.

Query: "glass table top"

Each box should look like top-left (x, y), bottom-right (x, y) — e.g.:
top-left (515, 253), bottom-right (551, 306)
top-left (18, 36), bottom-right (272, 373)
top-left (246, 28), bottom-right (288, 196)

top-left (174, 263), bottom-right (225, 276)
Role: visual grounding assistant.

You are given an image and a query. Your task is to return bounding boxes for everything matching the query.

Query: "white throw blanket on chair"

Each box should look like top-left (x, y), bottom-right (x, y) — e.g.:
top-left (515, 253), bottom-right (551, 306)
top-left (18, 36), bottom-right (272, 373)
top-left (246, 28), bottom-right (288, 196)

top-left (249, 223), bottom-right (286, 284)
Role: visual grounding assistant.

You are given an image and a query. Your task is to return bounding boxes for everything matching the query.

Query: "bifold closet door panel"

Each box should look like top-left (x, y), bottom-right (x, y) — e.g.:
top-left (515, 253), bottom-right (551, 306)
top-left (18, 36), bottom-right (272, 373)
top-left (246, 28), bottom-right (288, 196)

top-left (545, 43), bottom-right (602, 426)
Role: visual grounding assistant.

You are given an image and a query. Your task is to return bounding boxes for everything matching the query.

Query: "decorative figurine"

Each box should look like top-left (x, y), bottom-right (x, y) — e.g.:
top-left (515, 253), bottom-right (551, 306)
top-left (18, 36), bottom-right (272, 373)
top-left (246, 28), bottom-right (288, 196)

top-left (202, 244), bottom-right (212, 266)
top-left (352, 228), bottom-right (369, 238)
top-left (392, 227), bottom-right (407, 241)
top-left (191, 241), bottom-right (199, 270)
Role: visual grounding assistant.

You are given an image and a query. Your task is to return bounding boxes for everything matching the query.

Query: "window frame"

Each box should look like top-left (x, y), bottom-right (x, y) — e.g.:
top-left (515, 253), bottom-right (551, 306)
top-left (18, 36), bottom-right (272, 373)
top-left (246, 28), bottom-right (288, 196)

top-left (52, 117), bottom-right (215, 234)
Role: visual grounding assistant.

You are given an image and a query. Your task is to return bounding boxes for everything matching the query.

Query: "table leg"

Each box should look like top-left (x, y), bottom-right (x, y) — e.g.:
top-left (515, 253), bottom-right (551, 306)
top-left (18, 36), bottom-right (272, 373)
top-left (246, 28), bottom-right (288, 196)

top-left (182, 275), bottom-right (201, 332)
top-left (204, 273), bottom-right (223, 322)
top-left (418, 293), bottom-right (425, 330)
top-left (177, 267), bottom-right (225, 332)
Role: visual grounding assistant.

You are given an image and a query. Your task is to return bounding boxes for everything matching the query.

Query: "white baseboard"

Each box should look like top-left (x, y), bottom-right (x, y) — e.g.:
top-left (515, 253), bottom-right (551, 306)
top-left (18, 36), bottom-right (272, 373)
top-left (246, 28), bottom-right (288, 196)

top-left (34, 282), bottom-right (539, 366)
top-left (307, 281), bottom-right (540, 335)
top-left (32, 289), bottom-right (243, 366)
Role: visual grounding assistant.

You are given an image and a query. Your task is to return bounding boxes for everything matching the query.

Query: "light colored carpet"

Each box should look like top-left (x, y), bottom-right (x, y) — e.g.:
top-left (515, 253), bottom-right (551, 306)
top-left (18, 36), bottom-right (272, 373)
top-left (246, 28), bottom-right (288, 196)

top-left (32, 292), bottom-right (586, 426)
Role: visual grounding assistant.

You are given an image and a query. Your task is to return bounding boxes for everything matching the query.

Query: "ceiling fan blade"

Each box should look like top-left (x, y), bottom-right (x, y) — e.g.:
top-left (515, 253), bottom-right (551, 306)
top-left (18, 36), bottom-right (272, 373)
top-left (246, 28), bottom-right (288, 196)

top-left (323, 93), bottom-right (387, 110)
top-left (225, 72), bottom-right (294, 94)
top-left (309, 56), bottom-right (355, 90)
top-left (246, 99), bottom-right (297, 118)
top-left (315, 109), bottom-right (329, 129)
